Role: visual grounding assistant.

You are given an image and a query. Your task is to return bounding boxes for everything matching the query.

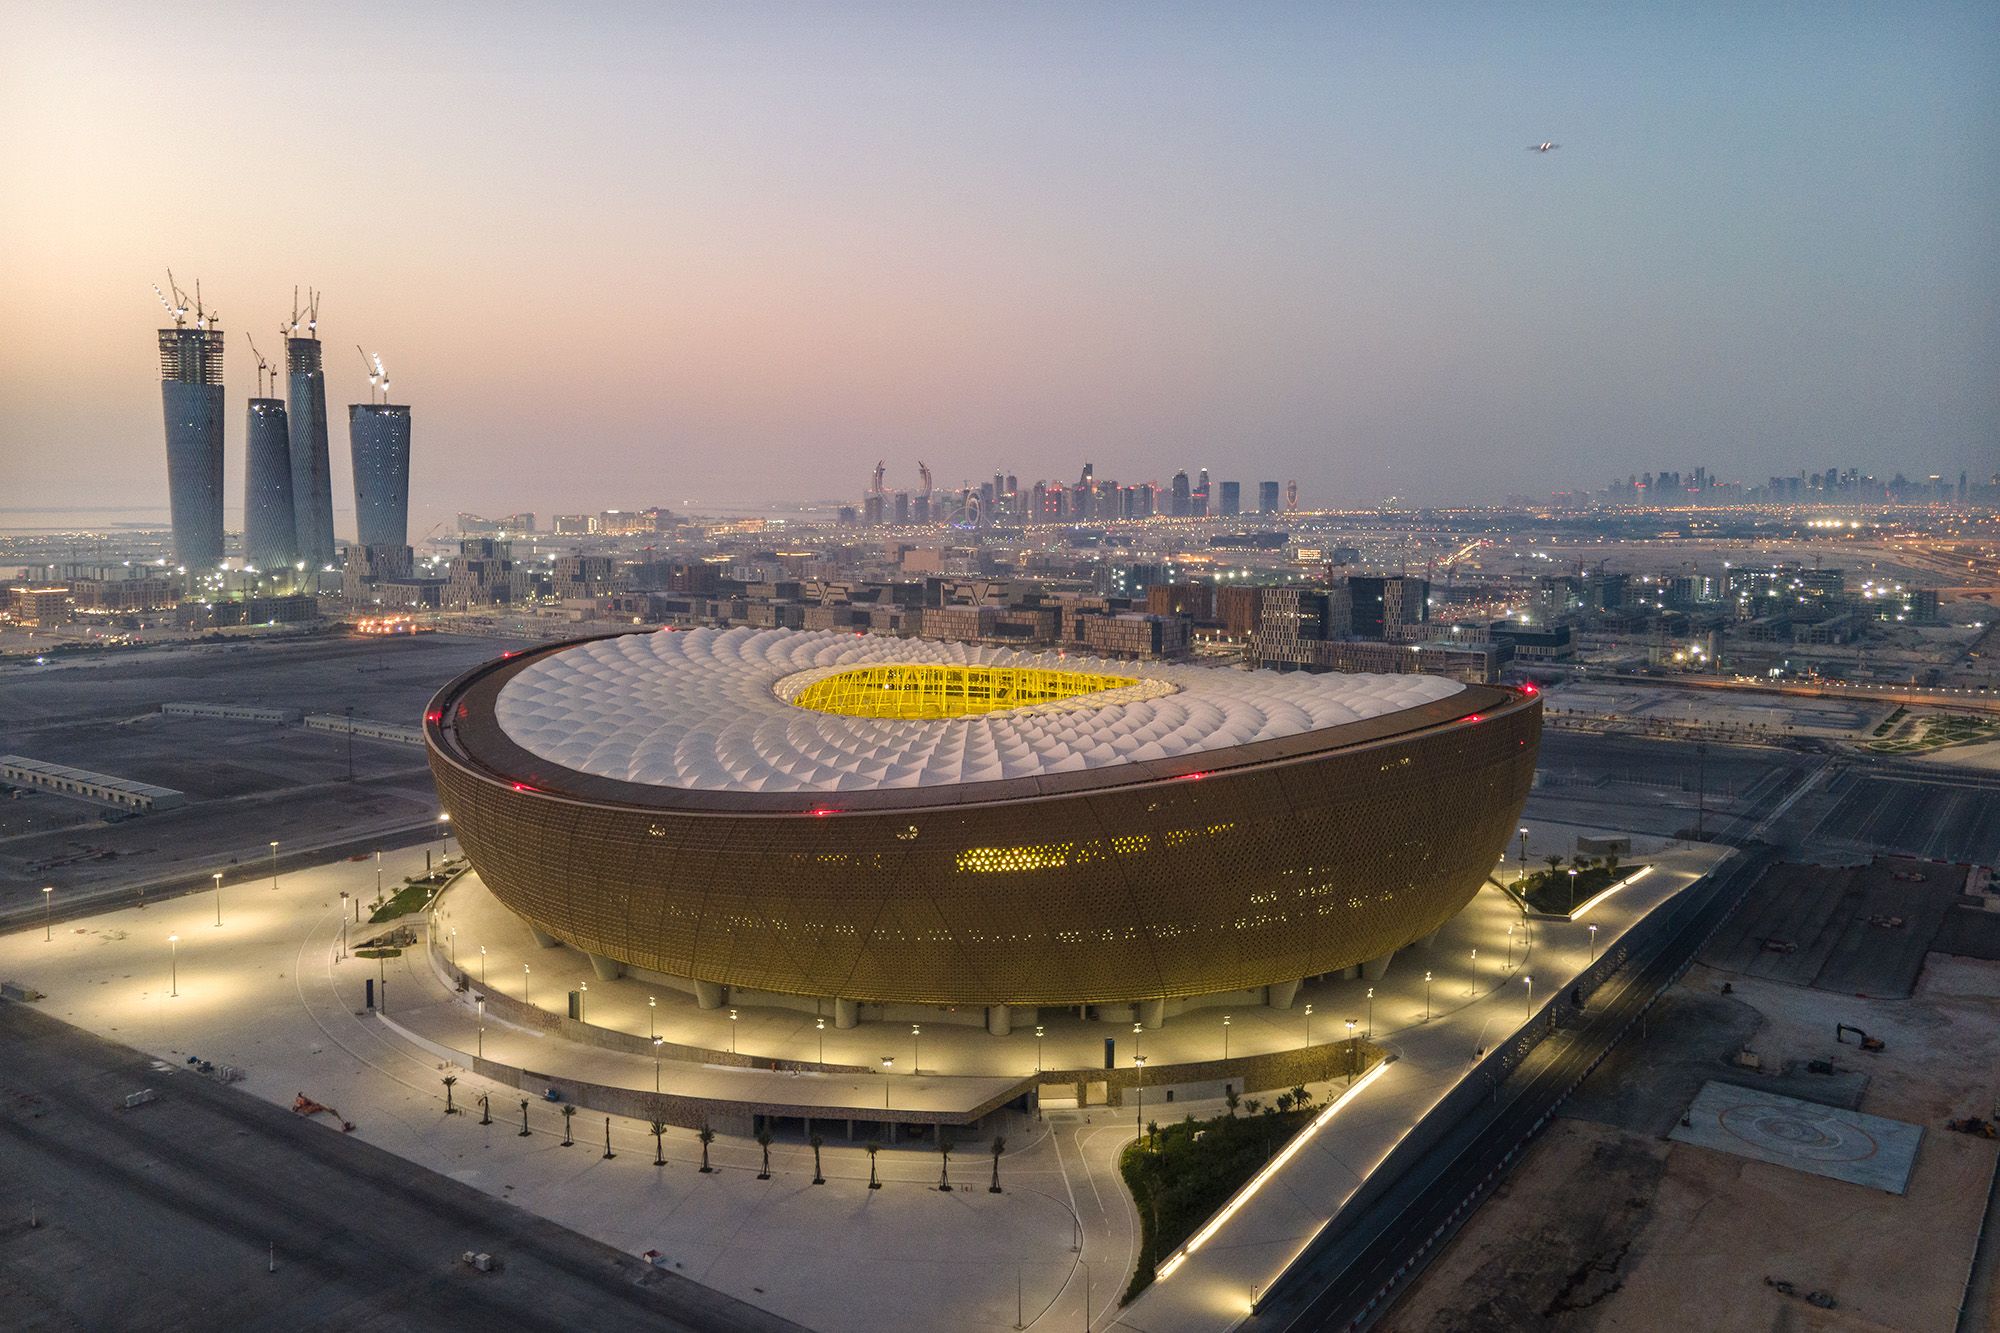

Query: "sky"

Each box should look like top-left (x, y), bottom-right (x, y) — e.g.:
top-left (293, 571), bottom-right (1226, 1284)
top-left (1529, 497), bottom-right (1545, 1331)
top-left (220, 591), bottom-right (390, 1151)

top-left (1, 1), bottom-right (1995, 530)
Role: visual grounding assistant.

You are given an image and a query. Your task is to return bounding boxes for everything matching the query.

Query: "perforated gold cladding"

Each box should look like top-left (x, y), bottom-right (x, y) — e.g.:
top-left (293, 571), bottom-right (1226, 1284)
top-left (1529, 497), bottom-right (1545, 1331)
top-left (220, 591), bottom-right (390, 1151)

top-left (428, 685), bottom-right (1541, 1007)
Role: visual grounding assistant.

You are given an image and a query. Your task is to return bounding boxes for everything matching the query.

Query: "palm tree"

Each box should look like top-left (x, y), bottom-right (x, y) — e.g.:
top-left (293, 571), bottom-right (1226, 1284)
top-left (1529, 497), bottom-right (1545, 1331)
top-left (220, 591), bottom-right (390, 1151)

top-left (441, 1074), bottom-right (458, 1116)
top-left (1276, 1092), bottom-right (1295, 1114)
top-left (648, 1113), bottom-right (669, 1166)
top-left (1224, 1088), bottom-right (1240, 1118)
top-left (865, 1140), bottom-right (882, 1189)
top-left (1605, 852), bottom-right (1621, 876)
top-left (988, 1134), bottom-right (1006, 1193)
top-left (1147, 1118), bottom-right (1160, 1152)
top-left (1291, 1084), bottom-right (1313, 1111)
top-left (1244, 1097), bottom-right (1263, 1116)
top-left (560, 1103), bottom-right (576, 1146)
top-left (936, 1130), bottom-right (953, 1192)
top-left (756, 1127), bottom-right (774, 1180)
top-left (1543, 853), bottom-right (1564, 876)
top-left (697, 1123), bottom-right (715, 1173)
top-left (809, 1132), bottom-right (825, 1185)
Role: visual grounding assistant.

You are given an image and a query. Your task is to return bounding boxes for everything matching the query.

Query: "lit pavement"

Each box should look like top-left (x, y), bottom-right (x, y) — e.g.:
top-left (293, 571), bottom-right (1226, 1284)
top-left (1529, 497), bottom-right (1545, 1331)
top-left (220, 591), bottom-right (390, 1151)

top-left (0, 833), bottom-right (1730, 1331)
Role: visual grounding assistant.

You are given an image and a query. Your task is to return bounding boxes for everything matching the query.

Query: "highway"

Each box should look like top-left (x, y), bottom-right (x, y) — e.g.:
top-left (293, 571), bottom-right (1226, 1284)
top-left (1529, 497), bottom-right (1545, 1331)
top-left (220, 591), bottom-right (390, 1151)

top-left (1249, 844), bottom-right (1779, 1332)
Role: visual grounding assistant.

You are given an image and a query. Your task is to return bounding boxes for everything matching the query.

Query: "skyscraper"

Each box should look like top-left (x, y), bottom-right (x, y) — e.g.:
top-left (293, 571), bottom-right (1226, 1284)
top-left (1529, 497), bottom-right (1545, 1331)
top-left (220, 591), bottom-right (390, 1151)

top-left (286, 333), bottom-right (336, 566)
top-left (243, 396), bottom-right (297, 570)
top-left (1258, 481), bottom-right (1280, 514)
top-left (159, 325), bottom-right (225, 570)
top-left (1170, 470), bottom-right (1191, 517)
top-left (348, 402), bottom-right (413, 547)
top-left (1219, 481), bottom-right (1241, 516)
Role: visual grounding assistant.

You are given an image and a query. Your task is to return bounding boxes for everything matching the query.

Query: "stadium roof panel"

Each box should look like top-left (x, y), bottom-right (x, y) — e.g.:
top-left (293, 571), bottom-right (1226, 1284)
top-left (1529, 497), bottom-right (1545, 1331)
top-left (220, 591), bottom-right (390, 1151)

top-left (491, 627), bottom-right (1465, 795)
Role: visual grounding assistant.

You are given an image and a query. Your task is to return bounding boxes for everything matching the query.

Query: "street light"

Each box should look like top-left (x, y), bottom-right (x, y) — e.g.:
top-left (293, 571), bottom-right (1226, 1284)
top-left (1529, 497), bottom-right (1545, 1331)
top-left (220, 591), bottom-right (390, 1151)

top-left (1517, 827), bottom-right (1529, 882)
top-left (339, 892), bottom-right (349, 959)
top-left (523, 963), bottom-right (531, 1005)
top-left (1588, 923), bottom-right (1599, 964)
top-left (476, 997), bottom-right (485, 1058)
top-left (911, 1023), bottom-right (921, 1073)
top-left (1132, 1021), bottom-right (1143, 1063)
top-left (1133, 1055), bottom-right (1147, 1133)
top-left (731, 1008), bottom-right (740, 1055)
top-left (815, 1016), bottom-right (825, 1064)
top-left (269, 840), bottom-right (280, 890)
top-left (1222, 1014), bottom-right (1231, 1059)
top-left (42, 885), bottom-right (52, 941)
top-left (1423, 970), bottom-right (1432, 1021)
top-left (1567, 867), bottom-right (1579, 911)
top-left (448, 928), bottom-right (457, 967)
top-left (479, 944), bottom-right (487, 985)
top-left (578, 980), bottom-right (588, 1022)
top-left (438, 812), bottom-right (452, 858)
top-left (653, 1036), bottom-right (664, 1092)
top-left (1506, 923), bottom-right (1516, 971)
top-left (1345, 1018), bottom-right (1358, 1083)
top-left (168, 933), bottom-right (179, 997)
top-left (648, 994), bottom-right (656, 1038)
top-left (1469, 948), bottom-right (1478, 996)
top-left (212, 872), bottom-right (223, 927)
top-left (1303, 1003), bottom-right (1313, 1047)
top-left (1365, 989), bottom-right (1375, 1039)
top-left (1524, 974), bottom-right (1534, 1020)
top-left (1034, 1024), bottom-right (1045, 1072)
top-left (882, 1056), bottom-right (894, 1108)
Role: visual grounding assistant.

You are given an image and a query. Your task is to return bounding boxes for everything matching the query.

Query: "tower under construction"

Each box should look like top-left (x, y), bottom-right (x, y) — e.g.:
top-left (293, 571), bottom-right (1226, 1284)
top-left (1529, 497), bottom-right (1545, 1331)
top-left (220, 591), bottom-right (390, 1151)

top-left (348, 402), bottom-right (412, 548)
top-left (285, 292), bottom-right (336, 566)
top-left (156, 274), bottom-right (225, 571)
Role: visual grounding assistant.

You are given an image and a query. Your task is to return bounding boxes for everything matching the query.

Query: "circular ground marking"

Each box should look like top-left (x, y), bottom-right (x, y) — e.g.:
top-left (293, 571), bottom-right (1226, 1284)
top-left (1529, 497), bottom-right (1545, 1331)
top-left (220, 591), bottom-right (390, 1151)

top-left (1715, 1101), bottom-right (1879, 1163)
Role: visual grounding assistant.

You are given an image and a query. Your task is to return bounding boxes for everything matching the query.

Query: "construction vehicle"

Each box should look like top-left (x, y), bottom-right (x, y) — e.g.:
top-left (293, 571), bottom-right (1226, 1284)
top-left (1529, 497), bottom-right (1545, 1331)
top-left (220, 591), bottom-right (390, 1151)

top-left (1834, 1024), bottom-right (1885, 1052)
top-left (1946, 1116), bottom-right (1996, 1138)
top-left (292, 1092), bottom-right (355, 1132)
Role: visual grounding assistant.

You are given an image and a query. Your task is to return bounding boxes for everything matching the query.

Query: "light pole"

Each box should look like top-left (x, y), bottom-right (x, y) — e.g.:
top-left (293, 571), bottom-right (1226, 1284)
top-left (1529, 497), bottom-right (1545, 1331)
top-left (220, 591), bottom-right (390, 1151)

top-left (1131, 1020), bottom-right (1142, 1063)
top-left (1517, 827), bottom-right (1528, 882)
top-left (338, 892), bottom-right (349, 959)
top-left (523, 963), bottom-right (531, 1005)
top-left (168, 934), bottom-right (179, 997)
top-left (1524, 974), bottom-right (1534, 1020)
top-left (1133, 1055), bottom-right (1146, 1133)
top-left (42, 885), bottom-right (52, 941)
top-left (375, 851), bottom-right (383, 904)
top-left (1469, 948), bottom-right (1479, 996)
top-left (911, 1023), bottom-right (921, 1073)
top-left (1303, 1003), bottom-right (1313, 1047)
top-left (578, 980), bottom-right (588, 1022)
top-left (1345, 1018), bottom-right (1358, 1082)
top-left (1589, 923), bottom-right (1599, 964)
top-left (815, 1016), bottom-right (825, 1064)
top-left (1567, 867), bottom-right (1579, 911)
top-left (653, 1036), bottom-right (664, 1091)
top-left (438, 812), bottom-right (451, 858)
top-left (1366, 989), bottom-right (1375, 1040)
top-left (1034, 1024), bottom-right (1045, 1072)
top-left (476, 997), bottom-right (485, 1058)
top-left (448, 928), bottom-right (457, 967)
top-left (1506, 923), bottom-right (1516, 971)
top-left (479, 945), bottom-right (487, 985)
top-left (1222, 1014), bottom-right (1231, 1059)
top-left (212, 872), bottom-right (223, 927)
top-left (269, 840), bottom-right (280, 889)
top-left (1423, 970), bottom-right (1432, 1021)
top-left (882, 1056), bottom-right (894, 1107)
top-left (648, 994), bottom-right (656, 1038)
top-left (730, 1008), bottom-right (740, 1055)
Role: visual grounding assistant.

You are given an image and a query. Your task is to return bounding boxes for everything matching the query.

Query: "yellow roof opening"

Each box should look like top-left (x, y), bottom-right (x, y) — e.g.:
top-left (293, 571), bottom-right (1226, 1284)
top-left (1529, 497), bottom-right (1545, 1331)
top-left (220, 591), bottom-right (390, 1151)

top-left (789, 663), bottom-right (1139, 721)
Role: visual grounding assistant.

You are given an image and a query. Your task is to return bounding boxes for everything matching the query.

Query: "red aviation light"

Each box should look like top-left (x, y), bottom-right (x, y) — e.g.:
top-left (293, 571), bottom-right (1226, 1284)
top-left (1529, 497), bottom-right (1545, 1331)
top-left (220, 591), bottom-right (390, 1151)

top-left (1520, 682), bottom-right (1539, 697)
top-left (425, 709), bottom-right (444, 724)
top-left (1181, 771), bottom-right (1208, 781)
top-left (1464, 714), bottom-right (1484, 724)
top-left (810, 807), bottom-right (839, 817)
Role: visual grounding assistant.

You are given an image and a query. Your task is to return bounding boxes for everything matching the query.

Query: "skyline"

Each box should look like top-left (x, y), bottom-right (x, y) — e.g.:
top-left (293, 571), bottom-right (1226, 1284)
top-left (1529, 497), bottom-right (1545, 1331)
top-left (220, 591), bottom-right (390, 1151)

top-left (2, 2), bottom-right (1995, 528)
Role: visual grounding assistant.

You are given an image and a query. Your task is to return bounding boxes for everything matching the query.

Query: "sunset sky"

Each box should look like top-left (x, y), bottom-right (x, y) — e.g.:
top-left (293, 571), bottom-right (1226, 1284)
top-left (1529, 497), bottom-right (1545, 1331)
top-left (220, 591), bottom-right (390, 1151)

top-left (2, 1), bottom-right (1994, 530)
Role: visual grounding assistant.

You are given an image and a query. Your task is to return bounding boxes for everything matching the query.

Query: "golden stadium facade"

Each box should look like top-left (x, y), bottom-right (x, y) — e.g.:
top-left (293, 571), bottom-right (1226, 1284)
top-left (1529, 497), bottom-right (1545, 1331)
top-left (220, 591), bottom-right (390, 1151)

top-left (425, 627), bottom-right (1541, 1013)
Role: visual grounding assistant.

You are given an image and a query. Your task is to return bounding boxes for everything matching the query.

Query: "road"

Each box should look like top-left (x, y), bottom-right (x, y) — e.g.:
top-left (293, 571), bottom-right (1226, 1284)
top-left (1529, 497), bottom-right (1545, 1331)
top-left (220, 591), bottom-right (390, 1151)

top-left (0, 1000), bottom-right (803, 1333)
top-left (1249, 845), bottom-right (1778, 1331)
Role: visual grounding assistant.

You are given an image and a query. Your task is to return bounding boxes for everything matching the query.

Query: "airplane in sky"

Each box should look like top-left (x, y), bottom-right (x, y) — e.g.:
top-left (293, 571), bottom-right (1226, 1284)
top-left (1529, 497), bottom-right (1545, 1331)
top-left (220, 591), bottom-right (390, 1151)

top-left (1528, 141), bottom-right (1560, 153)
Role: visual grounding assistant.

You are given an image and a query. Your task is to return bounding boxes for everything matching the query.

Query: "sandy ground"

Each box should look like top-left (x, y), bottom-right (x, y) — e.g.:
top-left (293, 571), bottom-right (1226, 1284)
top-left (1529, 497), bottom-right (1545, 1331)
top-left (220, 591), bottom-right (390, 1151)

top-left (1387, 953), bottom-right (2000, 1333)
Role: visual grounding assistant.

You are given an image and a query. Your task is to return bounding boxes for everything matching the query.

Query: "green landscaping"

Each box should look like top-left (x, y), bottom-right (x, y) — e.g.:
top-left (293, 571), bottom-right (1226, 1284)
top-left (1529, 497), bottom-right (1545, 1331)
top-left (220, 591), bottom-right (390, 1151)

top-left (368, 868), bottom-right (457, 923)
top-left (353, 946), bottom-right (402, 959)
top-left (1865, 713), bottom-right (1998, 755)
top-left (1870, 706), bottom-right (1909, 738)
top-left (1514, 855), bottom-right (1637, 916)
top-left (1118, 1088), bottom-right (1329, 1303)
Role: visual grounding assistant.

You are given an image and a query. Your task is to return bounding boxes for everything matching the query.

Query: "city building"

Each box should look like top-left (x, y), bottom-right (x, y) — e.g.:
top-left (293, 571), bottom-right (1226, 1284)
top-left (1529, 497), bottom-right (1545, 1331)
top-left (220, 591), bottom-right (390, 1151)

top-left (445, 538), bottom-right (529, 608)
top-left (427, 627), bottom-right (1540, 1019)
top-left (286, 334), bottom-right (337, 567)
top-left (243, 397), bottom-right (297, 571)
top-left (348, 403), bottom-right (413, 548)
top-left (1218, 480), bottom-right (1241, 516)
top-left (159, 325), bottom-right (225, 570)
top-left (1258, 480), bottom-right (1281, 514)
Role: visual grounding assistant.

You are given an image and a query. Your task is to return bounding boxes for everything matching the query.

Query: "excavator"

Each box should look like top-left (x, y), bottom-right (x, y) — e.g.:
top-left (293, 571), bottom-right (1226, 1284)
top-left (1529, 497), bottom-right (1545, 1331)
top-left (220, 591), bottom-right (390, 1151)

top-left (292, 1093), bottom-right (356, 1132)
top-left (1834, 1024), bottom-right (1885, 1053)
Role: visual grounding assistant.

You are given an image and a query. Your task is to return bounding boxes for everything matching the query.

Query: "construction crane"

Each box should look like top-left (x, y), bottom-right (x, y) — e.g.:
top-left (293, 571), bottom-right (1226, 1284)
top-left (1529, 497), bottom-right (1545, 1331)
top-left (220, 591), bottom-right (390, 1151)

top-left (152, 270), bottom-right (191, 328)
top-left (285, 286), bottom-right (320, 340)
top-left (918, 461), bottom-right (932, 497)
top-left (246, 333), bottom-right (274, 396)
top-left (356, 345), bottom-right (389, 403)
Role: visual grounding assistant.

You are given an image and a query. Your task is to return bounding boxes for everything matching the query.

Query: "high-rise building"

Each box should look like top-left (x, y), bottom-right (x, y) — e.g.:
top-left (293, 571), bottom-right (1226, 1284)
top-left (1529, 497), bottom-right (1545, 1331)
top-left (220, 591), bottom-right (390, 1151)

top-left (348, 403), bottom-right (412, 549)
top-left (286, 336), bottom-right (336, 566)
top-left (159, 326), bottom-right (225, 569)
top-left (243, 397), bottom-right (297, 571)
top-left (1218, 481), bottom-right (1241, 516)
top-left (1170, 471), bottom-right (1191, 517)
top-left (1258, 481), bottom-right (1280, 514)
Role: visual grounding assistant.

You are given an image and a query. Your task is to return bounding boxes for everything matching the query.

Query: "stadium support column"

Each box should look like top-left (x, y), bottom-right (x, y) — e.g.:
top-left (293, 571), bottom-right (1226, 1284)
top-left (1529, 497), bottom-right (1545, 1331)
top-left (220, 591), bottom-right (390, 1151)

top-left (986, 1004), bottom-right (1013, 1037)
top-left (584, 951), bottom-right (624, 980)
top-left (1361, 949), bottom-right (1396, 981)
top-left (1267, 979), bottom-right (1301, 1009)
top-left (1137, 998), bottom-right (1164, 1029)
top-left (694, 979), bottom-right (724, 1010)
top-left (528, 925), bottom-right (562, 948)
top-left (833, 997), bottom-right (859, 1029)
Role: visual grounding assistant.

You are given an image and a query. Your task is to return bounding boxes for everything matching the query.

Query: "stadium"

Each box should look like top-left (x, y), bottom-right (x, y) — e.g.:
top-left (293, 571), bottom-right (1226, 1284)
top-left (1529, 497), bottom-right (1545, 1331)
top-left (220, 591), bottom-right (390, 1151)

top-left (424, 627), bottom-right (1541, 1029)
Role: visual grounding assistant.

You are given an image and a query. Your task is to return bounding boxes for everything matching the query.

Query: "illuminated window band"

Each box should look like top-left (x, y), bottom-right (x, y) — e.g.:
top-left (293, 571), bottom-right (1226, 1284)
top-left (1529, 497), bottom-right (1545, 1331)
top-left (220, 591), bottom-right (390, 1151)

top-left (784, 663), bottom-right (1164, 721)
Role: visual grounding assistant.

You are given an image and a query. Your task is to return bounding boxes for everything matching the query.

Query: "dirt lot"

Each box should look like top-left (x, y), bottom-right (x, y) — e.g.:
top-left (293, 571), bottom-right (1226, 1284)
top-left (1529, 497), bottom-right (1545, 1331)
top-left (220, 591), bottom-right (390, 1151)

top-left (1386, 954), bottom-right (2000, 1333)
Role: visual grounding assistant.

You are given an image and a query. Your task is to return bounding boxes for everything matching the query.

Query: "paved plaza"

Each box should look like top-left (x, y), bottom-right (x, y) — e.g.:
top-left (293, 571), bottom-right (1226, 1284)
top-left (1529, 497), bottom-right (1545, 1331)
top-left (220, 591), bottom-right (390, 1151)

top-left (0, 834), bottom-right (1729, 1331)
top-left (1669, 1080), bottom-right (1924, 1195)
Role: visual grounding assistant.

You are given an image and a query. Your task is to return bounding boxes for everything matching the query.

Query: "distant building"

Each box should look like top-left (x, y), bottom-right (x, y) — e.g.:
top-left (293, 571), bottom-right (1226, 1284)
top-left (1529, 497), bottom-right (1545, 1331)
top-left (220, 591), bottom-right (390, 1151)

top-left (446, 539), bottom-right (528, 608)
top-left (5, 586), bottom-right (75, 627)
top-left (1258, 481), bottom-right (1280, 514)
top-left (1218, 481), bottom-right (1241, 516)
top-left (286, 336), bottom-right (337, 567)
top-left (1145, 582), bottom-right (1214, 620)
top-left (1170, 471), bottom-right (1191, 517)
top-left (159, 325), bottom-right (225, 570)
top-left (243, 397), bottom-right (297, 572)
top-left (553, 554), bottom-right (616, 600)
top-left (553, 514), bottom-right (594, 536)
top-left (458, 512), bottom-right (537, 536)
top-left (342, 543), bottom-right (421, 607)
top-left (1347, 576), bottom-right (1429, 640)
top-left (348, 403), bottom-right (413, 548)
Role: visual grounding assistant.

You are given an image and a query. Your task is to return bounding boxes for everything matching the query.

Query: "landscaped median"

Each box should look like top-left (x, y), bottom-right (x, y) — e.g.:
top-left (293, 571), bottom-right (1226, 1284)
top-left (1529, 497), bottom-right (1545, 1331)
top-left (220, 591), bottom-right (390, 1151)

top-left (1513, 858), bottom-right (1652, 920)
top-left (1119, 1043), bottom-right (1388, 1303)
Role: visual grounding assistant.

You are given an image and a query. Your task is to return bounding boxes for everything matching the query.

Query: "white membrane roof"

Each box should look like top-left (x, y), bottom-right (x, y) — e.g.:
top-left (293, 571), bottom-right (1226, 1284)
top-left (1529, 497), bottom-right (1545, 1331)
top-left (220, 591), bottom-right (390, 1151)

top-left (493, 627), bottom-right (1466, 795)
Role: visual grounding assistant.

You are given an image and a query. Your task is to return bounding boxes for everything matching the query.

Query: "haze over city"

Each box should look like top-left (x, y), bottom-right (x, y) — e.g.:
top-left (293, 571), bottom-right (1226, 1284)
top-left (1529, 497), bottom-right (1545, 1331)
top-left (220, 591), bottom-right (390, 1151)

top-left (3, 1), bottom-right (1995, 529)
